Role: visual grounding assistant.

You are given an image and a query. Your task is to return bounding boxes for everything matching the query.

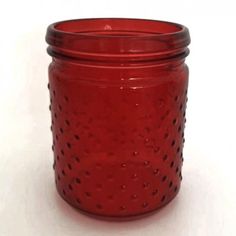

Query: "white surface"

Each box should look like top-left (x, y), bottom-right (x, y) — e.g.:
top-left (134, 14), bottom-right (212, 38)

top-left (0, 1), bottom-right (236, 235)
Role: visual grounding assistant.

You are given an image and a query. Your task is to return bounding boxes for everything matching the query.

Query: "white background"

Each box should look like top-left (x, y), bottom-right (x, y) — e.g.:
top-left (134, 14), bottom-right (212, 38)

top-left (0, 0), bottom-right (236, 235)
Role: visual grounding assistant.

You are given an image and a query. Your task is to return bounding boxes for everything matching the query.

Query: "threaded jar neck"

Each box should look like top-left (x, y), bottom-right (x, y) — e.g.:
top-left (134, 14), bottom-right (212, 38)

top-left (46, 18), bottom-right (190, 63)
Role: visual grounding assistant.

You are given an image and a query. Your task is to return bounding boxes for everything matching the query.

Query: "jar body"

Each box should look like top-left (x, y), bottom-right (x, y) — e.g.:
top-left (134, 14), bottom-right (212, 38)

top-left (48, 58), bottom-right (188, 218)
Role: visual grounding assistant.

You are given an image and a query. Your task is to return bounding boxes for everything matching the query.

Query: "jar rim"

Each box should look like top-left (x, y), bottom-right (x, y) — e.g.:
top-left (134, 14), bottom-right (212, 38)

top-left (46, 18), bottom-right (190, 61)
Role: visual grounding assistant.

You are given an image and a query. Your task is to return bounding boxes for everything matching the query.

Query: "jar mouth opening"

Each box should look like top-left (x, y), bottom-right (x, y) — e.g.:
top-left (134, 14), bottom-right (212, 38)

top-left (53, 18), bottom-right (184, 38)
top-left (46, 18), bottom-right (190, 62)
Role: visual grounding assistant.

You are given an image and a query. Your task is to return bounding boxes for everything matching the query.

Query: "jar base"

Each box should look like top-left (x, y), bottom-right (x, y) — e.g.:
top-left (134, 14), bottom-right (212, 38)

top-left (56, 186), bottom-right (180, 221)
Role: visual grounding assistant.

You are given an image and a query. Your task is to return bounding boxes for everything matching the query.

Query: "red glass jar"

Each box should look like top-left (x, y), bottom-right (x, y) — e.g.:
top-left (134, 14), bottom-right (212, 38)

top-left (46, 18), bottom-right (190, 220)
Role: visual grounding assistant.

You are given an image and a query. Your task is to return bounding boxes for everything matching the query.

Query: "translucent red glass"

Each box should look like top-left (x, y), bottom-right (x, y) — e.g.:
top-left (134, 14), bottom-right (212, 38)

top-left (46, 18), bottom-right (190, 220)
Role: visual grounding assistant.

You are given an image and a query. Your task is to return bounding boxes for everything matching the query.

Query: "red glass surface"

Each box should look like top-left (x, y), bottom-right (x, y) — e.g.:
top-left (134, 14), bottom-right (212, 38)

top-left (46, 18), bottom-right (190, 219)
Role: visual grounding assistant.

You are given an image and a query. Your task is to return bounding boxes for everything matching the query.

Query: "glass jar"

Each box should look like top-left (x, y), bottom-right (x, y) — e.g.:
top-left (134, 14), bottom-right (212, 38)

top-left (46, 18), bottom-right (190, 220)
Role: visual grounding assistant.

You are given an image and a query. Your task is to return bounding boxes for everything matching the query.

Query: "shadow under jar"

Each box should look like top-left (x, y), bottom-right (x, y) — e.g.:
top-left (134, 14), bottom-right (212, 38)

top-left (46, 18), bottom-right (190, 220)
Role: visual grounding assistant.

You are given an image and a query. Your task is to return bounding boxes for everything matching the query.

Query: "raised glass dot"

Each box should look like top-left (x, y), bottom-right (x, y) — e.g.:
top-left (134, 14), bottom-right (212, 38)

top-left (144, 138), bottom-right (150, 143)
top-left (64, 96), bottom-right (68, 102)
top-left (161, 195), bottom-right (166, 202)
top-left (107, 174), bottom-right (114, 181)
top-left (53, 161), bottom-right (56, 169)
top-left (142, 202), bottom-right (148, 208)
top-left (173, 118), bottom-right (177, 125)
top-left (153, 169), bottom-right (159, 175)
top-left (108, 152), bottom-right (114, 156)
top-left (154, 147), bottom-right (160, 153)
top-left (144, 161), bottom-right (150, 166)
top-left (68, 184), bottom-right (73, 191)
top-left (174, 96), bottom-right (179, 101)
top-left (143, 182), bottom-right (150, 189)
top-left (132, 173), bottom-right (138, 180)
top-left (152, 189), bottom-right (158, 196)
top-left (178, 126), bottom-right (181, 132)
top-left (96, 184), bottom-right (102, 191)
top-left (85, 192), bottom-right (91, 197)
top-left (95, 163), bottom-right (102, 169)
top-left (121, 184), bottom-right (126, 190)
top-left (108, 195), bottom-right (114, 200)
top-left (171, 140), bottom-right (176, 147)
top-left (162, 176), bottom-right (167, 182)
top-left (163, 154), bottom-right (168, 161)
top-left (145, 127), bottom-right (150, 133)
top-left (96, 204), bottom-right (103, 210)
top-left (133, 151), bottom-right (139, 156)
top-left (176, 167), bottom-right (179, 173)
top-left (121, 163), bottom-right (127, 168)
